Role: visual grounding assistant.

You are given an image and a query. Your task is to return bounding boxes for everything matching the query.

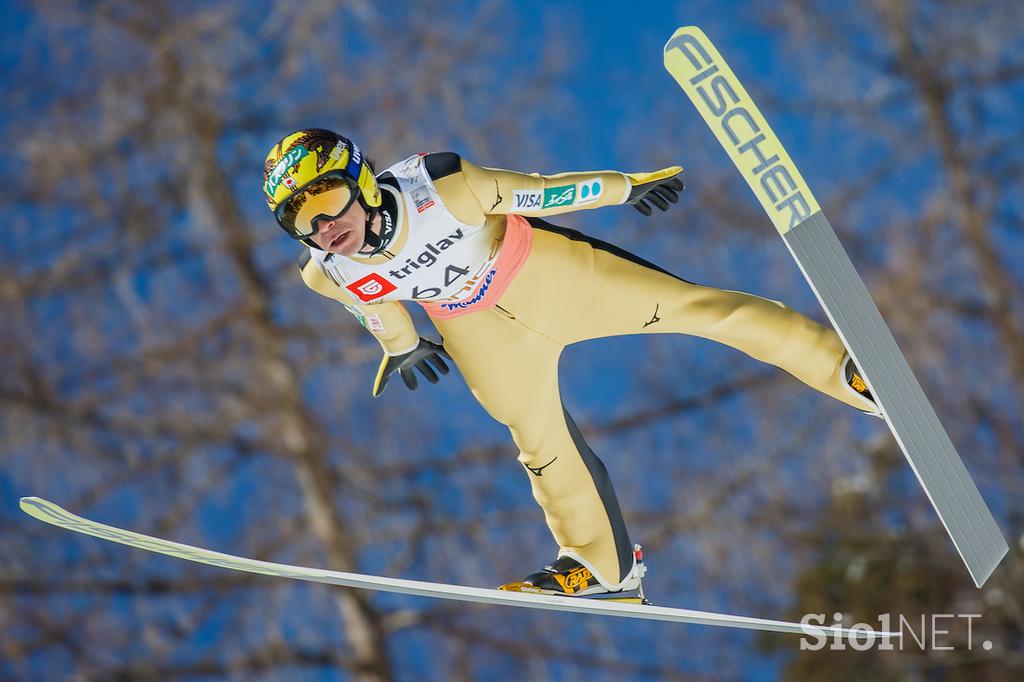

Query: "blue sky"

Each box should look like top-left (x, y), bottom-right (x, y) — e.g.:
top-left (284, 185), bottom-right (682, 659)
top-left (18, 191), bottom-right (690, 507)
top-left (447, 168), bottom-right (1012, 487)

top-left (501, 1), bottom-right (778, 163)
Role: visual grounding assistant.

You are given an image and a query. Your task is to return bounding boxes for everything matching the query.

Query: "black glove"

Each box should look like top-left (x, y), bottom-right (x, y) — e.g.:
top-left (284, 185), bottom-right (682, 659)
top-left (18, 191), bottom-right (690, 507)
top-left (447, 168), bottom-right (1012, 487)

top-left (372, 337), bottom-right (452, 397)
top-left (624, 166), bottom-right (685, 216)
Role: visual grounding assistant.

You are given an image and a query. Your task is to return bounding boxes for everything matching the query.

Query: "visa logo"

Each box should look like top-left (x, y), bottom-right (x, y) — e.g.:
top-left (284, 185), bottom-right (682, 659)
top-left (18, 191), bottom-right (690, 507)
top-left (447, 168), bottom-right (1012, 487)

top-left (512, 190), bottom-right (543, 210)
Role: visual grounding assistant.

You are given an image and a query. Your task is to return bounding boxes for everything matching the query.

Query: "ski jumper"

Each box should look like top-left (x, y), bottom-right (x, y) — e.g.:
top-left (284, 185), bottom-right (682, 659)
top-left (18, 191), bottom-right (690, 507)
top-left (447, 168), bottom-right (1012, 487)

top-left (299, 152), bottom-right (875, 589)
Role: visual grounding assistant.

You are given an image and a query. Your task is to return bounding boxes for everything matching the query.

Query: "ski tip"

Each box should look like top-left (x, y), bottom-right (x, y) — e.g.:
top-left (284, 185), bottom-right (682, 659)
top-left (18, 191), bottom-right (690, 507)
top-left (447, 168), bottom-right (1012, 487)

top-left (19, 496), bottom-right (54, 518)
top-left (663, 25), bottom-right (706, 53)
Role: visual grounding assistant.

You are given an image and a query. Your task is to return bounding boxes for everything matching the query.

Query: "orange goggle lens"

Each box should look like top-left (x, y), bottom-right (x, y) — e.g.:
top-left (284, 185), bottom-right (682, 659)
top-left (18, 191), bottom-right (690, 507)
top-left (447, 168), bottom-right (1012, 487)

top-left (275, 173), bottom-right (359, 239)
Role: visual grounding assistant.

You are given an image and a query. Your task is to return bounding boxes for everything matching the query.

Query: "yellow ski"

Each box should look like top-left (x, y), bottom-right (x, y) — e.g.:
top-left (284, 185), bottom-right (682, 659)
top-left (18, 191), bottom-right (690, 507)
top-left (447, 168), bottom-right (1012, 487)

top-left (664, 26), bottom-right (1007, 587)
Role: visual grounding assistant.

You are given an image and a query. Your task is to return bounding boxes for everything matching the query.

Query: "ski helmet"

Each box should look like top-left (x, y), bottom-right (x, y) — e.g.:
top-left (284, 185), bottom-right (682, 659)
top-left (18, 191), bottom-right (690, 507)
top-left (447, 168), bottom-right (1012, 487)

top-left (263, 128), bottom-right (382, 248)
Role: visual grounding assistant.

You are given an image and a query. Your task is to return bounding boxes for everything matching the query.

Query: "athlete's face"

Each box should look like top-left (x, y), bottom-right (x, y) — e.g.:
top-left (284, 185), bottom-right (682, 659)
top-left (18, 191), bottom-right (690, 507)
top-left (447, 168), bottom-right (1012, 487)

top-left (309, 200), bottom-right (367, 256)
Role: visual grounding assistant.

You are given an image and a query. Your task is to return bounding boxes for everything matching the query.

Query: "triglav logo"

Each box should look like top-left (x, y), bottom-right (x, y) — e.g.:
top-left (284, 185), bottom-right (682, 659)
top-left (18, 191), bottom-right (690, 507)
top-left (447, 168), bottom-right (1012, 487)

top-left (346, 273), bottom-right (396, 302)
top-left (801, 612), bottom-right (988, 652)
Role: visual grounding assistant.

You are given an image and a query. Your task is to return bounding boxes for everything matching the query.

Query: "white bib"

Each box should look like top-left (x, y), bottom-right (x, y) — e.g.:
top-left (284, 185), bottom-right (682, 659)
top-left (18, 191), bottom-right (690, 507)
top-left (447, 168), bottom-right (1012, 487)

top-left (309, 154), bottom-right (502, 305)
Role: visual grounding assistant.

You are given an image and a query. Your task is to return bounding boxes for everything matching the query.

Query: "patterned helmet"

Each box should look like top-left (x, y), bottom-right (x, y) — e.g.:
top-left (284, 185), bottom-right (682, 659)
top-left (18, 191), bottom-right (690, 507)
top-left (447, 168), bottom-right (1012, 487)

top-left (263, 128), bottom-right (382, 240)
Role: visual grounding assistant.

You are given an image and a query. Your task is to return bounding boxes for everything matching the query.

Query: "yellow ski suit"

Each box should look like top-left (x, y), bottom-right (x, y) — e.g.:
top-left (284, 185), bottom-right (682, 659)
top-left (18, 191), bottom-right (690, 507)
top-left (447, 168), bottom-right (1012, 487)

top-left (299, 152), bottom-right (873, 588)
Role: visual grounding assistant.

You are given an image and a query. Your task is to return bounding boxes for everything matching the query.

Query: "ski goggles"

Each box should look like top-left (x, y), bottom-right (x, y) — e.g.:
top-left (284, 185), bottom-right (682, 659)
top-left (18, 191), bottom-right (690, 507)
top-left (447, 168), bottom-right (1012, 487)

top-left (274, 171), bottom-right (361, 240)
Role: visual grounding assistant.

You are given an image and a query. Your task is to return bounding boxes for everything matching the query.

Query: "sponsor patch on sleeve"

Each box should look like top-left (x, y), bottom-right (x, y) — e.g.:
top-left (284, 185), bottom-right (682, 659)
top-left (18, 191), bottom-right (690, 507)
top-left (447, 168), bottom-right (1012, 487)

top-left (542, 184), bottom-right (576, 208)
top-left (574, 178), bottom-right (603, 206)
top-left (343, 304), bottom-right (387, 334)
top-left (512, 189), bottom-right (543, 211)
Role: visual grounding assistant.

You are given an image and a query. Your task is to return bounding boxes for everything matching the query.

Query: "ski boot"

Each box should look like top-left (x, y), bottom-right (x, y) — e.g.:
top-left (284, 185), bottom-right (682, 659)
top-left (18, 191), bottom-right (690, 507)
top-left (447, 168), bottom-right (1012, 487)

top-left (498, 545), bottom-right (649, 603)
top-left (842, 353), bottom-right (882, 418)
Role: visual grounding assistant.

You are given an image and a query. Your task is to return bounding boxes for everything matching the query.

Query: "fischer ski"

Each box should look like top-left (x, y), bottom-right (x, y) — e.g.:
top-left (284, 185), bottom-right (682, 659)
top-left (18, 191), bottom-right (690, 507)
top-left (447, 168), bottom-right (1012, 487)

top-left (21, 496), bottom-right (897, 639)
top-left (663, 26), bottom-right (1007, 587)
